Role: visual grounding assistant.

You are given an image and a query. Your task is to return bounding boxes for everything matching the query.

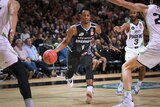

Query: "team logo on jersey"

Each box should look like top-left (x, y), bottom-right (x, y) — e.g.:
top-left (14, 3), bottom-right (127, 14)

top-left (90, 28), bottom-right (94, 36)
top-left (131, 26), bottom-right (135, 30)
top-left (78, 32), bottom-right (84, 36)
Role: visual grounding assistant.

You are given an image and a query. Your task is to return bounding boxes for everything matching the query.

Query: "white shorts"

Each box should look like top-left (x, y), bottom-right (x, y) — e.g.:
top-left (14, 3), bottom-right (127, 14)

top-left (125, 46), bottom-right (146, 61)
top-left (0, 36), bottom-right (18, 69)
top-left (137, 42), bottom-right (160, 69)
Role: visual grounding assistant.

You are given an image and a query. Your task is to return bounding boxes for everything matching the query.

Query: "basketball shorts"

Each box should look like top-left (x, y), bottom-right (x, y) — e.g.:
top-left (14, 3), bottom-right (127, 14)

top-left (137, 42), bottom-right (160, 69)
top-left (68, 51), bottom-right (93, 79)
top-left (125, 46), bottom-right (146, 61)
top-left (0, 35), bottom-right (18, 69)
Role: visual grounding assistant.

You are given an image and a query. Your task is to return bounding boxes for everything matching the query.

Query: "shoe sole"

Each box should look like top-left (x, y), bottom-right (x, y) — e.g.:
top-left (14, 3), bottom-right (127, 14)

top-left (86, 92), bottom-right (92, 104)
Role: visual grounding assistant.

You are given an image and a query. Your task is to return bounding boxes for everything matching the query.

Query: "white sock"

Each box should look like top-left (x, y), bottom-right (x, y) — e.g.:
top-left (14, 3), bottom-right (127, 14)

top-left (124, 91), bottom-right (132, 101)
top-left (119, 81), bottom-right (123, 87)
top-left (25, 98), bottom-right (34, 107)
top-left (137, 80), bottom-right (142, 86)
top-left (87, 86), bottom-right (93, 93)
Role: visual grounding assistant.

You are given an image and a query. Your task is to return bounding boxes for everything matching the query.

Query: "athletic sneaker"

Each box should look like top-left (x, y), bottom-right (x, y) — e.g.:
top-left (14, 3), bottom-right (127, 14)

top-left (133, 83), bottom-right (141, 95)
top-left (86, 91), bottom-right (93, 104)
top-left (116, 83), bottom-right (123, 95)
top-left (0, 73), bottom-right (8, 81)
top-left (66, 78), bottom-right (73, 87)
top-left (112, 97), bottom-right (134, 107)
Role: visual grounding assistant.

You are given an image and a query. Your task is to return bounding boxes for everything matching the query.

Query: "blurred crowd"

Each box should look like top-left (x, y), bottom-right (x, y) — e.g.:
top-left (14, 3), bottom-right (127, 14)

top-left (1, 0), bottom-right (159, 80)
top-left (14, 0), bottom-right (130, 60)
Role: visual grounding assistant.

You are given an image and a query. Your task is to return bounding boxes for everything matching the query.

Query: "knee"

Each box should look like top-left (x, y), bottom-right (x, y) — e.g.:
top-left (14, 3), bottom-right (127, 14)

top-left (122, 63), bottom-right (133, 73)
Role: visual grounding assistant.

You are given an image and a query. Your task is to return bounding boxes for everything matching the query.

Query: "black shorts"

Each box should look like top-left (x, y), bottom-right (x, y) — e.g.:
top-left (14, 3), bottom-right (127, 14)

top-left (67, 51), bottom-right (93, 79)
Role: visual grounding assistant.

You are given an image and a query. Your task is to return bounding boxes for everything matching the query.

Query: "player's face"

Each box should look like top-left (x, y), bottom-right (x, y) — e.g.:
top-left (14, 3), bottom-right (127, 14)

top-left (129, 11), bottom-right (138, 21)
top-left (81, 10), bottom-right (91, 24)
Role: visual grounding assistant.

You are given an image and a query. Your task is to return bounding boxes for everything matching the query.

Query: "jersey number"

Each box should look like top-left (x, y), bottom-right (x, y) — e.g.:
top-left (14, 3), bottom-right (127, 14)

top-left (153, 13), bottom-right (160, 24)
top-left (134, 38), bottom-right (139, 45)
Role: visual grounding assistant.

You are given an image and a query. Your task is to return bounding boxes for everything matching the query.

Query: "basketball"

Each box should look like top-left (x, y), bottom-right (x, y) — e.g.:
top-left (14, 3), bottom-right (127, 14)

top-left (43, 50), bottom-right (57, 65)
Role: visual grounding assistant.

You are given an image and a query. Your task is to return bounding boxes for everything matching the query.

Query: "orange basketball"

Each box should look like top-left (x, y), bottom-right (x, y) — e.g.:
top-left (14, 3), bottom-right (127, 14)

top-left (43, 50), bottom-right (57, 64)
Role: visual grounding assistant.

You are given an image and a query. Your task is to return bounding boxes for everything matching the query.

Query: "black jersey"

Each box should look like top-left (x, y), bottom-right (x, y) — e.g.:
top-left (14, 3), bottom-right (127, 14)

top-left (69, 22), bottom-right (96, 55)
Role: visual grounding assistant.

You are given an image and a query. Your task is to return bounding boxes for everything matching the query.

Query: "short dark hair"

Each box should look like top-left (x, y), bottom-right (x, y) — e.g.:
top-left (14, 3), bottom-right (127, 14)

top-left (79, 7), bottom-right (91, 14)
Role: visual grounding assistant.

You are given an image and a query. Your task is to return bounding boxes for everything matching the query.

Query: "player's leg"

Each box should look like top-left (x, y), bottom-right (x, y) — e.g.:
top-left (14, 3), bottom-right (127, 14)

top-left (116, 74), bottom-right (123, 95)
top-left (66, 52), bottom-right (80, 87)
top-left (116, 48), bottom-right (133, 95)
top-left (133, 66), bottom-right (146, 94)
top-left (8, 61), bottom-right (34, 107)
top-left (113, 56), bottom-right (142, 107)
top-left (81, 55), bottom-right (94, 104)
top-left (0, 36), bottom-right (34, 107)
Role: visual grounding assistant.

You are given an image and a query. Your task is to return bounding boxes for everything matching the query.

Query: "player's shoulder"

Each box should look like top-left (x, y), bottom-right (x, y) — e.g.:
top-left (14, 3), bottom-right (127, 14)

top-left (146, 4), bottom-right (158, 13)
top-left (9, 0), bottom-right (20, 9)
top-left (91, 22), bottom-right (97, 27)
top-left (67, 24), bottom-right (77, 35)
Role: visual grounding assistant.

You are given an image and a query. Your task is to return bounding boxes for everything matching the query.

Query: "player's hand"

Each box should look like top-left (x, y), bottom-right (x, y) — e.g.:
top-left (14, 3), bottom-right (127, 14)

top-left (113, 26), bottom-right (122, 33)
top-left (8, 29), bottom-right (15, 44)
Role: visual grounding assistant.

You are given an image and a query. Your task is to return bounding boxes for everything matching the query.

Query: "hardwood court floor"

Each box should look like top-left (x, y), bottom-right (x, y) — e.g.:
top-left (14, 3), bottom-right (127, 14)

top-left (0, 73), bottom-right (160, 107)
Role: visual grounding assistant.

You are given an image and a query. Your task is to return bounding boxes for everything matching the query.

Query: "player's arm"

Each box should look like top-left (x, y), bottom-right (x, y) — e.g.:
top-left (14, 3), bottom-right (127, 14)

top-left (8, 0), bottom-right (20, 43)
top-left (107, 0), bottom-right (148, 13)
top-left (142, 21), bottom-right (149, 36)
top-left (54, 25), bottom-right (77, 53)
top-left (96, 24), bottom-right (120, 52)
top-left (114, 23), bottom-right (130, 33)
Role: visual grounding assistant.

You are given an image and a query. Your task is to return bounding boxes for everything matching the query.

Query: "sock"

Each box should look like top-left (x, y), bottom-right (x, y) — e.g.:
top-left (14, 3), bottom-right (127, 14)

top-left (117, 81), bottom-right (123, 92)
top-left (25, 98), bottom-right (34, 107)
top-left (87, 85), bottom-right (93, 93)
top-left (137, 80), bottom-right (142, 86)
top-left (119, 81), bottom-right (123, 87)
top-left (124, 90), bottom-right (132, 101)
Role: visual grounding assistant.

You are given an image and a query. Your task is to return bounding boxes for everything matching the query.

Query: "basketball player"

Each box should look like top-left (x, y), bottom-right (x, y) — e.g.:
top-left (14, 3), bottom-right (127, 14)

top-left (0, 0), bottom-right (34, 107)
top-left (114, 10), bottom-right (146, 95)
top-left (107, 0), bottom-right (160, 107)
top-left (54, 7), bottom-right (115, 104)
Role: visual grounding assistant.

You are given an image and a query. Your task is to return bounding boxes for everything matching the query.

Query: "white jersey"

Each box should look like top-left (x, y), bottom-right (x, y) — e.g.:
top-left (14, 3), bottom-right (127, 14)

top-left (137, 4), bottom-right (160, 69)
top-left (0, 0), bottom-right (10, 37)
top-left (125, 20), bottom-right (144, 48)
top-left (146, 4), bottom-right (160, 43)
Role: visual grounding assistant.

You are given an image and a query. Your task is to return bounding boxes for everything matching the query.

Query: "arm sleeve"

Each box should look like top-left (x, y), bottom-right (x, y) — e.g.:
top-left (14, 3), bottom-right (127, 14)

top-left (99, 32), bottom-right (110, 45)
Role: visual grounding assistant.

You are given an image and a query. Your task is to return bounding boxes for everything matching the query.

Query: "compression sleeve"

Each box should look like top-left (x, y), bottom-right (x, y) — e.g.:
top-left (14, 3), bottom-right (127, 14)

top-left (99, 32), bottom-right (110, 44)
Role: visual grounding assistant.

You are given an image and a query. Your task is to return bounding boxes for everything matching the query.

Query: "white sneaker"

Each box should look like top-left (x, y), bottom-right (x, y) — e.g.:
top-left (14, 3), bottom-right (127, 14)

top-left (115, 83), bottom-right (123, 95)
top-left (112, 97), bottom-right (134, 107)
top-left (133, 83), bottom-right (141, 95)
top-left (66, 78), bottom-right (73, 87)
top-left (86, 91), bottom-right (93, 104)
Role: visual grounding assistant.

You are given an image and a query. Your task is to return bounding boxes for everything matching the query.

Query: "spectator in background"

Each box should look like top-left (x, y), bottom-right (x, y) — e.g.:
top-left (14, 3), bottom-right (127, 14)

top-left (23, 38), bottom-right (52, 77)
top-left (20, 27), bottom-right (30, 42)
top-left (94, 39), bottom-right (107, 73)
top-left (14, 39), bottom-right (45, 78)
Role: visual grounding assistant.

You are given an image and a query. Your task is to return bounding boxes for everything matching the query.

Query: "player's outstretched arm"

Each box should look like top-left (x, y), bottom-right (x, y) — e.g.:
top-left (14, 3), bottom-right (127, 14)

top-left (54, 25), bottom-right (77, 53)
top-left (107, 0), bottom-right (148, 12)
top-left (96, 24), bottom-right (120, 52)
top-left (114, 23), bottom-right (130, 33)
top-left (8, 0), bottom-right (20, 43)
